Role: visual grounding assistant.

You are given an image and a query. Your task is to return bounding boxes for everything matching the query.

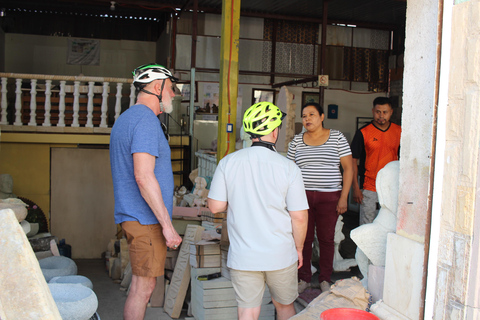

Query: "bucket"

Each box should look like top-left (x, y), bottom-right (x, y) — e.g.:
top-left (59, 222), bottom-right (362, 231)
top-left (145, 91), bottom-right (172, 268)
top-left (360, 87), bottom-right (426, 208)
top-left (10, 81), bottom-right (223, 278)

top-left (320, 308), bottom-right (379, 320)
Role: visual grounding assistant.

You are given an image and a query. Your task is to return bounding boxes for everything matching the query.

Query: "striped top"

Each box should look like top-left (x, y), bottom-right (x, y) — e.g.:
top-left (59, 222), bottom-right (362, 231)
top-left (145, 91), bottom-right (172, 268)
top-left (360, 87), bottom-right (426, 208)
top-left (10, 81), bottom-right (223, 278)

top-left (287, 130), bottom-right (352, 192)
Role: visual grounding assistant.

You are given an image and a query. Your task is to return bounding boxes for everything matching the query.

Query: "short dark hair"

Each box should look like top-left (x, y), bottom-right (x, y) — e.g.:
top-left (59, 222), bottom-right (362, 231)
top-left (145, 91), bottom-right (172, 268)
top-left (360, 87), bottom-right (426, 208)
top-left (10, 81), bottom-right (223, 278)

top-left (301, 102), bottom-right (324, 116)
top-left (373, 97), bottom-right (392, 108)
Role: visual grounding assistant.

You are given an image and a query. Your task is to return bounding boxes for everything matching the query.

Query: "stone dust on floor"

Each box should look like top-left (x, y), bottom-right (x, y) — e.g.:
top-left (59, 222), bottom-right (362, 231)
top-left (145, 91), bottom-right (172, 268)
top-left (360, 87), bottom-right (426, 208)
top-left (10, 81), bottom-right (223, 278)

top-left (75, 259), bottom-right (189, 320)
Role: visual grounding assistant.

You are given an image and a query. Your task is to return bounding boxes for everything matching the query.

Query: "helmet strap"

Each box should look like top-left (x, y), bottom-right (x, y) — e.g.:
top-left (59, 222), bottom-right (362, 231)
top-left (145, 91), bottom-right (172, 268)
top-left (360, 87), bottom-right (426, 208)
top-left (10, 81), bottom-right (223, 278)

top-left (252, 139), bottom-right (277, 152)
top-left (140, 79), bottom-right (166, 113)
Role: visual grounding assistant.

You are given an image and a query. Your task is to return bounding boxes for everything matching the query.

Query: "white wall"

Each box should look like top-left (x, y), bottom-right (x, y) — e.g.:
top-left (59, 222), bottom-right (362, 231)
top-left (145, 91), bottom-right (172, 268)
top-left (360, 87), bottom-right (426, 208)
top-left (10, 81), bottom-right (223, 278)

top-left (179, 79), bottom-right (384, 146)
top-left (5, 33), bottom-right (156, 78)
top-left (3, 23), bottom-right (390, 144)
top-left (174, 13), bottom-right (391, 145)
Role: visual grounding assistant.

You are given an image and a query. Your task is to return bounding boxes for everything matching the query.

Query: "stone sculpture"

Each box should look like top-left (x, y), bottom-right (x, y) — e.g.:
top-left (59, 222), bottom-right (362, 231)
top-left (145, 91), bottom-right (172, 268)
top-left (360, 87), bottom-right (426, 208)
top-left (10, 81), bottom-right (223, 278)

top-left (48, 283), bottom-right (98, 320)
top-left (183, 176), bottom-right (210, 207)
top-left (0, 174), bottom-right (16, 199)
top-left (332, 215), bottom-right (358, 272)
top-left (39, 256), bottom-right (78, 282)
top-left (0, 208), bottom-right (62, 319)
top-left (350, 160), bottom-right (400, 285)
top-left (0, 198), bottom-right (28, 222)
top-left (49, 275), bottom-right (93, 290)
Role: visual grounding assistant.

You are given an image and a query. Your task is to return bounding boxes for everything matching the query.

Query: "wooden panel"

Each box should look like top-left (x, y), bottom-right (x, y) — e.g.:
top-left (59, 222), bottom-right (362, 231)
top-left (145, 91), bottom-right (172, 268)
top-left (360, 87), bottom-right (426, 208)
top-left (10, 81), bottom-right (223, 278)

top-left (50, 148), bottom-right (116, 259)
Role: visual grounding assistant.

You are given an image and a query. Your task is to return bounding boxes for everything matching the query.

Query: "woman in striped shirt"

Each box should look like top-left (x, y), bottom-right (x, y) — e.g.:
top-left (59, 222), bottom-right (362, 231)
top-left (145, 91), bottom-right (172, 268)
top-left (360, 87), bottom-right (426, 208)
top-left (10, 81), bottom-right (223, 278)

top-left (287, 102), bottom-right (353, 294)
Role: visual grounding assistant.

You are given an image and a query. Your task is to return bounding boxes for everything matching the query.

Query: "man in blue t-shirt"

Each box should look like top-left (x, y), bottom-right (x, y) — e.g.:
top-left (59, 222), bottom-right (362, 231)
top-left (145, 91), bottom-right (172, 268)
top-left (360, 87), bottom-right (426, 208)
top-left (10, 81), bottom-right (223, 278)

top-left (110, 64), bottom-right (182, 320)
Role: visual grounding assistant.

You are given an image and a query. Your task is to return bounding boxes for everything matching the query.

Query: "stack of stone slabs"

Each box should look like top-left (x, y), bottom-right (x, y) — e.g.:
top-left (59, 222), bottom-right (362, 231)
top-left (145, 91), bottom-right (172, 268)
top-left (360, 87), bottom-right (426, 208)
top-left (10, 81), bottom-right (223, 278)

top-left (190, 267), bottom-right (274, 320)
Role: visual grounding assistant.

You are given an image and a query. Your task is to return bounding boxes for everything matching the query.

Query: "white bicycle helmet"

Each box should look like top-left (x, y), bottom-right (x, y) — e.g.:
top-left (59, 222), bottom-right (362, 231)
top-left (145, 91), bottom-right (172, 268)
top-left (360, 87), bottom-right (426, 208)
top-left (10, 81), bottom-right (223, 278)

top-left (132, 63), bottom-right (178, 84)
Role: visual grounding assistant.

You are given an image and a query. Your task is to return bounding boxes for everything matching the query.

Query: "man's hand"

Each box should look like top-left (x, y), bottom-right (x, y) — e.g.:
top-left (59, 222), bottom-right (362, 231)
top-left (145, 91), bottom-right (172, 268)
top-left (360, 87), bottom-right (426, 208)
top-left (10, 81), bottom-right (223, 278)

top-left (163, 227), bottom-right (183, 250)
top-left (297, 249), bottom-right (303, 269)
top-left (336, 197), bottom-right (348, 215)
top-left (352, 186), bottom-right (363, 204)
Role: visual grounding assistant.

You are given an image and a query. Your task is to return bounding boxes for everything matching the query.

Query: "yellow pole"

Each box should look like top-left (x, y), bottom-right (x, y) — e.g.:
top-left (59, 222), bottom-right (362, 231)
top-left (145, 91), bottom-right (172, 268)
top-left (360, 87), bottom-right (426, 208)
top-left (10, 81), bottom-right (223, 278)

top-left (217, 0), bottom-right (241, 163)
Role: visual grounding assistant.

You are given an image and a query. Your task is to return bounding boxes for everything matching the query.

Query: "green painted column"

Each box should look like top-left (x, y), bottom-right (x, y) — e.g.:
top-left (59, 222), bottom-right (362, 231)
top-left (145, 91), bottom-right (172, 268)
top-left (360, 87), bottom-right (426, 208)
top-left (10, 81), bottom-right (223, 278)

top-left (217, 0), bottom-right (241, 163)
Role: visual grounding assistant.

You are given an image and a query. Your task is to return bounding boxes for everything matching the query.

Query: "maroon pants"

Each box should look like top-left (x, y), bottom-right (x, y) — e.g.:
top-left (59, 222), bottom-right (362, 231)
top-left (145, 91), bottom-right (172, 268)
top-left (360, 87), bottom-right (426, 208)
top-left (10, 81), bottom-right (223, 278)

top-left (298, 190), bottom-right (341, 283)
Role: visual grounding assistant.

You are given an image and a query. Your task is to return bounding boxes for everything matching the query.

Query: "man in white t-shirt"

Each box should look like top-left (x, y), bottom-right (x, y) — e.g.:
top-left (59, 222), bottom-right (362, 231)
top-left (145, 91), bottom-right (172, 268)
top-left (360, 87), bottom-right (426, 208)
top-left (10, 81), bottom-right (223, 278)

top-left (208, 102), bottom-right (309, 320)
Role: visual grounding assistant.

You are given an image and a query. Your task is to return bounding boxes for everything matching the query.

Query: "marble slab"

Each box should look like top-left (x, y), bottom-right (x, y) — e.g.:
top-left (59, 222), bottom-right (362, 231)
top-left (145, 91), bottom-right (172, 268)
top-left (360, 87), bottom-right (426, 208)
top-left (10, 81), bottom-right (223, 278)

top-left (0, 208), bottom-right (62, 319)
top-left (383, 233), bottom-right (424, 320)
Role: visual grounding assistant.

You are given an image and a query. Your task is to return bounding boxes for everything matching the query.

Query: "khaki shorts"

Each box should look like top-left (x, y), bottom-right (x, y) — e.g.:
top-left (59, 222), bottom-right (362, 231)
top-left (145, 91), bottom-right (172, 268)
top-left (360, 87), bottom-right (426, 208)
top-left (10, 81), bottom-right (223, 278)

top-left (121, 221), bottom-right (167, 278)
top-left (229, 262), bottom-right (298, 308)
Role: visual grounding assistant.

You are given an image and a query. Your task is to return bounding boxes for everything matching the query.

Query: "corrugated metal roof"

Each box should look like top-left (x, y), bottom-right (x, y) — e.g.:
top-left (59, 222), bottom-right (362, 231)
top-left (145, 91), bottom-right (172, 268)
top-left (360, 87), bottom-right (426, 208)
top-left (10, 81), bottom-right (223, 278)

top-left (2, 0), bottom-right (406, 29)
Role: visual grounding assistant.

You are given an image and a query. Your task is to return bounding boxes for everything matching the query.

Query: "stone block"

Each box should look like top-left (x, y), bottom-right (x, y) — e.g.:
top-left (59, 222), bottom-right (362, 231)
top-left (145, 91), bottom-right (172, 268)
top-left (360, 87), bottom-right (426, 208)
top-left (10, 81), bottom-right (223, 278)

top-left (383, 233), bottom-right (424, 320)
top-left (434, 265), bottom-right (449, 319)
top-left (20, 219), bottom-right (31, 234)
top-left (110, 257), bottom-right (122, 280)
top-left (120, 262), bottom-right (132, 289)
top-left (466, 305), bottom-right (480, 320)
top-left (455, 187), bottom-right (475, 234)
top-left (150, 275), bottom-right (165, 307)
top-left (29, 235), bottom-right (59, 252)
top-left (438, 229), bottom-right (454, 267)
top-left (0, 208), bottom-right (62, 319)
top-left (368, 265), bottom-right (385, 303)
top-left (49, 275), bottom-right (94, 290)
top-left (48, 283), bottom-right (98, 320)
top-left (26, 222), bottom-right (40, 237)
top-left (0, 202), bottom-right (27, 222)
top-left (452, 234), bottom-right (469, 301)
top-left (39, 256), bottom-right (78, 282)
top-left (446, 299), bottom-right (465, 320)
top-left (190, 267), bottom-right (273, 320)
top-left (370, 300), bottom-right (410, 320)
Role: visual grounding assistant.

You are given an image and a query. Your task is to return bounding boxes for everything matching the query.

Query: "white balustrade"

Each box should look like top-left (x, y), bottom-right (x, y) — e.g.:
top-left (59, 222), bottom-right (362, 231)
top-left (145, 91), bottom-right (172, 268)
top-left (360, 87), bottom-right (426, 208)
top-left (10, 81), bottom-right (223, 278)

top-left (14, 79), bottom-right (22, 126)
top-left (58, 81), bottom-right (66, 127)
top-left (129, 84), bottom-right (136, 107)
top-left (0, 78), bottom-right (7, 124)
top-left (43, 80), bottom-right (52, 127)
top-left (72, 81), bottom-right (80, 127)
top-left (114, 83), bottom-right (123, 121)
top-left (100, 82), bottom-right (109, 128)
top-left (86, 81), bottom-right (94, 128)
top-left (0, 72), bottom-right (135, 130)
top-left (28, 79), bottom-right (37, 126)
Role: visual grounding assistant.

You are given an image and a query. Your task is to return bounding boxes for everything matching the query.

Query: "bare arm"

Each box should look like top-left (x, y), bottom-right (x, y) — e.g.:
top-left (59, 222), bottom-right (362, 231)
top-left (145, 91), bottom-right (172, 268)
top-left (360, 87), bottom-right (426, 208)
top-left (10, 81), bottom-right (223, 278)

top-left (337, 155), bottom-right (353, 214)
top-left (289, 209), bottom-right (308, 269)
top-left (133, 152), bottom-right (182, 249)
top-left (207, 198), bottom-right (228, 213)
top-left (351, 157), bottom-right (363, 204)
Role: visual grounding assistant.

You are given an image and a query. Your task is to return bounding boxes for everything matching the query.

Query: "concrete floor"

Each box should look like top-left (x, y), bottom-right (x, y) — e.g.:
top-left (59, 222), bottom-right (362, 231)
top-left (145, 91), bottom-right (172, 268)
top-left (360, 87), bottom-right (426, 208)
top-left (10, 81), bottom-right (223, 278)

top-left (76, 259), bottom-right (189, 320)
top-left (75, 210), bottom-right (361, 320)
top-left (76, 258), bottom-right (360, 320)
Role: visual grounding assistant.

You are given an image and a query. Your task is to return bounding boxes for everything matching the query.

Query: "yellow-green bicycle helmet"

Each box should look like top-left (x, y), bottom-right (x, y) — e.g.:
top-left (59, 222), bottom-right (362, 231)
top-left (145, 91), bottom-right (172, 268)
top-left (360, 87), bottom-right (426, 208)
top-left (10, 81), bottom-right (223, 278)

top-left (243, 102), bottom-right (286, 138)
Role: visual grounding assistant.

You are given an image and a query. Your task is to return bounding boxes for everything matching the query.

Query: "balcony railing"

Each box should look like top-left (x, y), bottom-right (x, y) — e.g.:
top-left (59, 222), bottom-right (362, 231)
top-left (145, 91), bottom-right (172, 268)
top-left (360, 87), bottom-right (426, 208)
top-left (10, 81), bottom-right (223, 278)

top-left (0, 72), bottom-right (136, 132)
